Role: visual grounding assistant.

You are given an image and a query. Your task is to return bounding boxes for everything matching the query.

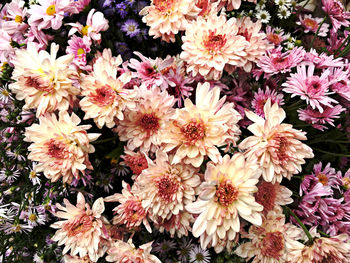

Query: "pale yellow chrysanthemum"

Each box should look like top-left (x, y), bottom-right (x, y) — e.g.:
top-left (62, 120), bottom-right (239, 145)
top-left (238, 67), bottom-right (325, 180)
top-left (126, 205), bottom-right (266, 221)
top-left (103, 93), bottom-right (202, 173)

top-left (79, 49), bottom-right (136, 129)
top-left (180, 13), bottom-right (249, 80)
top-left (115, 86), bottom-right (175, 152)
top-left (239, 100), bottom-right (314, 183)
top-left (133, 151), bottom-right (201, 230)
top-left (235, 208), bottom-right (304, 263)
top-left (24, 111), bottom-right (100, 184)
top-left (51, 193), bottom-right (108, 262)
top-left (161, 82), bottom-right (241, 167)
top-left (9, 43), bottom-right (79, 117)
top-left (287, 234), bottom-right (350, 263)
top-left (140, 0), bottom-right (199, 43)
top-left (186, 153), bottom-right (263, 252)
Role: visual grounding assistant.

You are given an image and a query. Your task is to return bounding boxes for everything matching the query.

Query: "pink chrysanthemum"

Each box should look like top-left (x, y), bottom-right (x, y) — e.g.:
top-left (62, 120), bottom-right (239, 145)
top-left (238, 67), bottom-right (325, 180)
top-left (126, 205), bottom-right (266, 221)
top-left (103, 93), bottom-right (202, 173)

top-left (329, 66), bottom-right (350, 101)
top-left (235, 208), bottom-right (304, 263)
top-left (302, 49), bottom-right (345, 69)
top-left (298, 105), bottom-right (345, 131)
top-left (265, 26), bottom-right (286, 46)
top-left (186, 153), bottom-right (263, 252)
top-left (70, 0), bottom-right (91, 13)
top-left (256, 47), bottom-right (306, 78)
top-left (297, 15), bottom-right (329, 36)
top-left (180, 13), bottom-right (249, 80)
top-left (51, 193), bottom-right (108, 262)
top-left (239, 100), bottom-right (314, 183)
top-left (115, 85), bottom-right (175, 152)
top-left (0, 0), bottom-right (28, 36)
top-left (140, 0), bottom-right (198, 43)
top-left (66, 35), bottom-right (92, 71)
top-left (9, 43), bottom-right (79, 117)
top-left (251, 87), bottom-right (284, 117)
top-left (79, 49), bottom-right (136, 129)
top-left (120, 147), bottom-right (148, 177)
top-left (104, 181), bottom-right (151, 233)
top-left (161, 82), bottom-right (241, 167)
top-left (282, 64), bottom-right (338, 113)
top-left (24, 111), bottom-right (100, 184)
top-left (133, 151), bottom-right (201, 229)
top-left (322, 0), bottom-right (350, 32)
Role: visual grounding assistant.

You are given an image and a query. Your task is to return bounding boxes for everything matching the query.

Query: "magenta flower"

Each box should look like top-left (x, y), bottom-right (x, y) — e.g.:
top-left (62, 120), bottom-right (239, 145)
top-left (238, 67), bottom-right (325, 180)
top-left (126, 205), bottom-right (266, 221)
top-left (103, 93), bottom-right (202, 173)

top-left (251, 87), bottom-right (284, 117)
top-left (322, 0), bottom-right (350, 32)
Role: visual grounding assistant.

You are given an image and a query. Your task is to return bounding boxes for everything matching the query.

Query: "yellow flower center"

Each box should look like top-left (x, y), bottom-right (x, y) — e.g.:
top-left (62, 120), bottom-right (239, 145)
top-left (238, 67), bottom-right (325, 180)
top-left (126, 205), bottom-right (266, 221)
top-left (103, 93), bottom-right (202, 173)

top-left (46, 5), bottom-right (56, 16)
top-left (77, 48), bottom-right (85, 56)
top-left (29, 171), bottom-right (36, 178)
top-left (344, 177), bottom-right (350, 189)
top-left (1, 89), bottom-right (9, 97)
top-left (317, 173), bottom-right (328, 186)
top-left (81, 25), bottom-right (89, 36)
top-left (15, 15), bottom-right (23, 23)
top-left (29, 213), bottom-right (37, 222)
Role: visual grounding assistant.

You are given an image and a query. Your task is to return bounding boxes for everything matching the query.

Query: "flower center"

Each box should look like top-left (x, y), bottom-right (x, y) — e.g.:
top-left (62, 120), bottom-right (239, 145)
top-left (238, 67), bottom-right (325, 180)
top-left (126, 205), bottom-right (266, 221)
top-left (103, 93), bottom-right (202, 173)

top-left (216, 180), bottom-right (239, 207)
top-left (271, 135), bottom-right (291, 165)
top-left (204, 31), bottom-right (227, 54)
top-left (317, 173), bottom-right (328, 186)
top-left (123, 199), bottom-right (145, 224)
top-left (254, 181), bottom-right (277, 214)
top-left (261, 231), bottom-right (284, 259)
top-left (81, 25), bottom-right (89, 36)
top-left (77, 48), bottom-right (85, 56)
top-left (272, 56), bottom-right (289, 70)
top-left (29, 171), bottom-right (37, 178)
top-left (303, 18), bottom-right (318, 31)
top-left (343, 177), bottom-right (350, 189)
top-left (15, 15), bottom-right (23, 23)
top-left (65, 214), bottom-right (93, 236)
top-left (24, 76), bottom-right (53, 93)
top-left (46, 5), bottom-right (56, 16)
top-left (181, 119), bottom-right (205, 145)
top-left (1, 89), bottom-right (9, 97)
top-left (306, 76), bottom-right (323, 96)
top-left (89, 85), bottom-right (116, 107)
top-left (155, 176), bottom-right (179, 202)
top-left (139, 113), bottom-right (160, 134)
top-left (29, 213), bottom-right (37, 222)
top-left (238, 27), bottom-right (252, 42)
top-left (123, 153), bottom-right (148, 176)
top-left (267, 33), bottom-right (281, 45)
top-left (153, 0), bottom-right (175, 13)
top-left (46, 139), bottom-right (69, 159)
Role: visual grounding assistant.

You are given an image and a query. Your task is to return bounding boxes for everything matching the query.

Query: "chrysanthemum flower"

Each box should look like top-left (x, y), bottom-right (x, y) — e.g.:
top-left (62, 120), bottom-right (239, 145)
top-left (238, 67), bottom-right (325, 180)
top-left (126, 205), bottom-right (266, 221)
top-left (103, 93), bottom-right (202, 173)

top-left (106, 240), bottom-right (161, 263)
top-left (297, 15), bottom-right (329, 36)
top-left (322, 0), bottom-right (350, 32)
top-left (9, 43), bottom-right (79, 117)
top-left (134, 151), bottom-right (201, 226)
top-left (282, 64), bottom-right (338, 113)
top-left (186, 153), bottom-right (263, 252)
top-left (104, 181), bottom-right (151, 233)
top-left (115, 85), bottom-right (175, 152)
top-left (51, 192), bottom-right (108, 262)
top-left (239, 100), bottom-right (314, 183)
top-left (140, 0), bottom-right (198, 43)
top-left (288, 234), bottom-right (350, 263)
top-left (24, 111), bottom-right (100, 184)
top-left (63, 254), bottom-right (94, 263)
top-left (0, 0), bottom-right (28, 36)
top-left (154, 210), bottom-right (194, 238)
top-left (235, 208), bottom-right (304, 263)
top-left (66, 35), bottom-right (92, 71)
top-left (180, 13), bottom-right (249, 80)
top-left (265, 26), bottom-right (286, 46)
top-left (120, 147), bottom-right (148, 177)
top-left (251, 87), bottom-right (284, 118)
top-left (79, 49), bottom-right (136, 129)
top-left (161, 82), bottom-right (241, 167)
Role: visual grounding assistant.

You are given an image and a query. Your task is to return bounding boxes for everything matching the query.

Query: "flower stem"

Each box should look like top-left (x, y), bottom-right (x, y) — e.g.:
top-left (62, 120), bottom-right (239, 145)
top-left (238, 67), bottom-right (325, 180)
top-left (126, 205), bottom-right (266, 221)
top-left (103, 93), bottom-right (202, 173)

top-left (91, 137), bottom-right (116, 144)
top-left (284, 206), bottom-right (313, 243)
top-left (314, 148), bottom-right (350, 157)
top-left (310, 17), bottom-right (327, 49)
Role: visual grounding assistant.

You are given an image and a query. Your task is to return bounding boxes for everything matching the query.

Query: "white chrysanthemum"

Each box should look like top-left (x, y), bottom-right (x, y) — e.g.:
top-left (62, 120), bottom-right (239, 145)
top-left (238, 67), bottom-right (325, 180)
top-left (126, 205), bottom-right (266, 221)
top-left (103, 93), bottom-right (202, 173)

top-left (186, 153), bottom-right (263, 252)
top-left (9, 43), bottom-right (79, 117)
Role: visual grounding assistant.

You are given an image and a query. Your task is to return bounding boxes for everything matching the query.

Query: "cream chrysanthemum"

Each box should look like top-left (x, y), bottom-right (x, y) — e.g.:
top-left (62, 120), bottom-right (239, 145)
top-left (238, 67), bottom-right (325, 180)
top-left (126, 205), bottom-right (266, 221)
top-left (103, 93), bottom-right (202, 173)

top-left (239, 100), bottom-right (314, 183)
top-left (115, 86), bottom-right (175, 152)
top-left (235, 208), bottom-right (304, 263)
top-left (140, 0), bottom-right (198, 43)
top-left (51, 192), bottom-right (108, 262)
top-left (186, 153), bottom-right (263, 252)
top-left (180, 13), bottom-right (249, 80)
top-left (161, 82), bottom-right (241, 167)
top-left (24, 111), bottom-right (100, 184)
top-left (79, 49), bottom-right (136, 129)
top-left (133, 151), bottom-right (201, 231)
top-left (9, 43), bottom-right (79, 117)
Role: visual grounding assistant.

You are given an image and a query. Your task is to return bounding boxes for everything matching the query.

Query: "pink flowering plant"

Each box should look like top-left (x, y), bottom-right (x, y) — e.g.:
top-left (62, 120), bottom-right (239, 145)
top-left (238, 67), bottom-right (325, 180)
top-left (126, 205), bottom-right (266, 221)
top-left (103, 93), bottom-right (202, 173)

top-left (1, 0), bottom-right (350, 262)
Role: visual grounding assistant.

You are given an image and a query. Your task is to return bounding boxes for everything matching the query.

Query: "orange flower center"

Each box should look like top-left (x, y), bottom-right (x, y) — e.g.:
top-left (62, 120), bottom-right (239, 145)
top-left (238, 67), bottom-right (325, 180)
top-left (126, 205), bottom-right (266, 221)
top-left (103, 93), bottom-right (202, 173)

top-left (304, 18), bottom-right (318, 31)
top-left (15, 15), bottom-right (23, 23)
top-left (267, 33), bottom-right (282, 45)
top-left (261, 231), bottom-right (284, 259)
top-left (343, 177), bottom-right (350, 189)
top-left (65, 214), bottom-right (93, 236)
top-left (139, 113), bottom-right (160, 135)
top-left (46, 5), bottom-right (56, 16)
top-left (153, 0), bottom-right (176, 13)
top-left (181, 119), bottom-right (205, 145)
top-left (216, 180), bottom-right (239, 207)
top-left (77, 48), bottom-right (85, 56)
top-left (155, 175), bottom-right (179, 202)
top-left (89, 85), bottom-right (116, 107)
top-left (204, 31), bottom-right (227, 54)
top-left (46, 139), bottom-right (69, 159)
top-left (254, 181), bottom-right (276, 214)
top-left (29, 213), bottom-right (37, 222)
top-left (317, 173), bottom-right (329, 186)
top-left (81, 25), bottom-right (89, 36)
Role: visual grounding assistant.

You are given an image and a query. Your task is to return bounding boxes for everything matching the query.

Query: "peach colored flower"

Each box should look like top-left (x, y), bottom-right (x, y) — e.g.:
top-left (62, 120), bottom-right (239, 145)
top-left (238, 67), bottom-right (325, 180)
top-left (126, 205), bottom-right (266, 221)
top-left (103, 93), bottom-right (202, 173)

top-left (63, 254), bottom-right (94, 263)
top-left (115, 85), bottom-right (175, 152)
top-left (24, 111), bottom-right (100, 184)
top-left (213, 0), bottom-right (257, 11)
top-left (180, 13), bottom-right (249, 80)
top-left (186, 153), bottom-right (263, 252)
top-left (133, 151), bottom-right (201, 233)
top-left (140, 0), bottom-right (199, 43)
top-left (106, 240), bottom-right (161, 263)
top-left (79, 49), bottom-right (136, 129)
top-left (239, 100), bottom-right (314, 183)
top-left (161, 82), bottom-right (241, 167)
top-left (51, 193), bottom-right (109, 262)
top-left (9, 43), bottom-right (79, 117)
top-left (235, 208), bottom-right (304, 263)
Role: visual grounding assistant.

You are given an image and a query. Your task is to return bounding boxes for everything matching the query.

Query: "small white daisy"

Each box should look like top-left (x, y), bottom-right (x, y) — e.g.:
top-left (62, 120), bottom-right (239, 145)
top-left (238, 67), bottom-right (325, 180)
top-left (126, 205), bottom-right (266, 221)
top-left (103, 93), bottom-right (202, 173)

top-left (256, 10), bottom-right (271, 23)
top-left (28, 163), bottom-right (41, 185)
top-left (278, 6), bottom-right (292, 19)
